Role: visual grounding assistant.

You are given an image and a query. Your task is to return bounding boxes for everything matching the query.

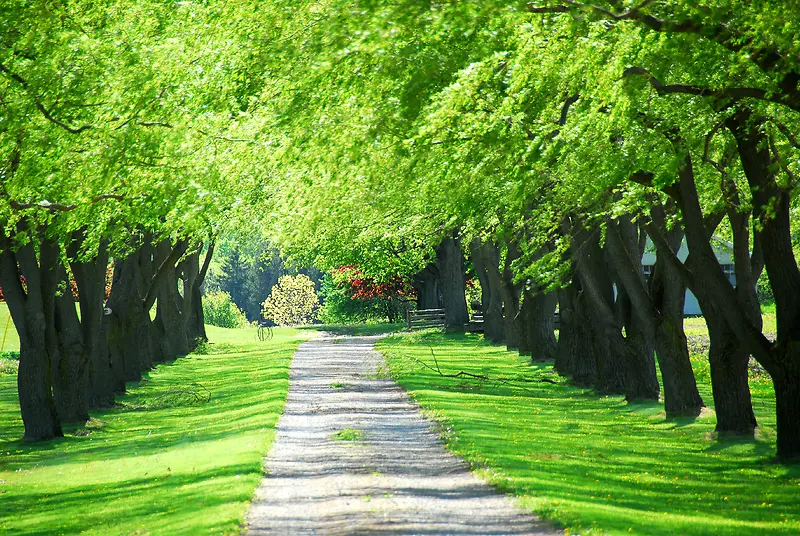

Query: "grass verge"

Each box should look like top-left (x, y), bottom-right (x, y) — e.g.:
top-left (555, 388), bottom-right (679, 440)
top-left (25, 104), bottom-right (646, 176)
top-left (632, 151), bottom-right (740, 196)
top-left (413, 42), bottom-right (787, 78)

top-left (377, 330), bottom-right (799, 536)
top-left (0, 325), bottom-right (311, 535)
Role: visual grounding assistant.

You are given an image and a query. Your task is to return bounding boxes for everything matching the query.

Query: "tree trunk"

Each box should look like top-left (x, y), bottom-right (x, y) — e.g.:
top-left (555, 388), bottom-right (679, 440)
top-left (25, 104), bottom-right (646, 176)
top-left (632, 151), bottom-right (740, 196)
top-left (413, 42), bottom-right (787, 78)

top-left (435, 235), bottom-right (469, 331)
top-left (413, 264), bottom-right (441, 310)
top-left (107, 251), bottom-right (151, 383)
top-left (604, 218), bottom-right (659, 402)
top-left (620, 299), bottom-right (660, 401)
top-left (523, 288), bottom-right (557, 362)
top-left (187, 241), bottom-right (214, 344)
top-left (139, 237), bottom-right (164, 366)
top-left (772, 349), bottom-right (800, 460)
top-left (153, 240), bottom-right (189, 360)
top-left (706, 312), bottom-right (757, 435)
top-left (568, 223), bottom-right (628, 396)
top-left (71, 242), bottom-right (115, 408)
top-left (727, 107), bottom-right (800, 458)
top-left (52, 289), bottom-right (89, 424)
top-left (555, 278), bottom-right (597, 386)
top-left (495, 239), bottom-right (525, 352)
top-left (648, 225), bottom-right (704, 416)
top-left (0, 233), bottom-right (63, 441)
top-left (470, 239), bottom-right (505, 344)
top-left (654, 317), bottom-right (704, 416)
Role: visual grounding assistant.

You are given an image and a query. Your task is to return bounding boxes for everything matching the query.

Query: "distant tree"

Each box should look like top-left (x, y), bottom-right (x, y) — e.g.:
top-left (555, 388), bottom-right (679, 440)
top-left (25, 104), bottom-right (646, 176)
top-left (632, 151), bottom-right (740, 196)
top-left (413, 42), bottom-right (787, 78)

top-left (323, 266), bottom-right (413, 323)
top-left (262, 275), bottom-right (320, 326)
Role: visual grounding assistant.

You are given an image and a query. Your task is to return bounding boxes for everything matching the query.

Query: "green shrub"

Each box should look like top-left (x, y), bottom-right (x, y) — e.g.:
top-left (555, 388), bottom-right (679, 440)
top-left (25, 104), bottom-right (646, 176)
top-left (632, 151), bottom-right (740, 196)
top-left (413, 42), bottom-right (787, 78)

top-left (202, 291), bottom-right (249, 329)
top-left (0, 351), bottom-right (19, 375)
top-left (756, 270), bottom-right (774, 304)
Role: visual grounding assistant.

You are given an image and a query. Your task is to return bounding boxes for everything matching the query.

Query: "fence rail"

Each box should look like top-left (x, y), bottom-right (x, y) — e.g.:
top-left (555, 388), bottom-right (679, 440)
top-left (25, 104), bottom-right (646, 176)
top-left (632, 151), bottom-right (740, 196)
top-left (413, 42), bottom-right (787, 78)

top-left (407, 308), bottom-right (446, 331)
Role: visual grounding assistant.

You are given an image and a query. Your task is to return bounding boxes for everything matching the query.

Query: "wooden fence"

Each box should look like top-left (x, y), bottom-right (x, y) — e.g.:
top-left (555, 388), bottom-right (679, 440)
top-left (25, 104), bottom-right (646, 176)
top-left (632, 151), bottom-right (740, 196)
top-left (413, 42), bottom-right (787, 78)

top-left (408, 309), bottom-right (560, 332)
top-left (407, 309), bottom-right (446, 331)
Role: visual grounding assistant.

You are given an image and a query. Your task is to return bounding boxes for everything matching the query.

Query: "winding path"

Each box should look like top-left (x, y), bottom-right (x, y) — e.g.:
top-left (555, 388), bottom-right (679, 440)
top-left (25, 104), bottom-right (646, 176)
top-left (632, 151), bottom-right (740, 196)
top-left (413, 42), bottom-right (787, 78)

top-left (246, 334), bottom-right (556, 535)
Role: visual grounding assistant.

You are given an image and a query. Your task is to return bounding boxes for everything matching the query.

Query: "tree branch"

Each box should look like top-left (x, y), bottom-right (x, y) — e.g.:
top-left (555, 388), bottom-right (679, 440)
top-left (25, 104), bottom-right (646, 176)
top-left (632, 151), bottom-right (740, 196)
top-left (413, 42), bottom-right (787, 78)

top-left (197, 240), bottom-right (215, 287)
top-left (0, 63), bottom-right (93, 134)
top-left (623, 67), bottom-right (800, 112)
top-left (143, 240), bottom-right (188, 311)
top-left (5, 193), bottom-right (125, 213)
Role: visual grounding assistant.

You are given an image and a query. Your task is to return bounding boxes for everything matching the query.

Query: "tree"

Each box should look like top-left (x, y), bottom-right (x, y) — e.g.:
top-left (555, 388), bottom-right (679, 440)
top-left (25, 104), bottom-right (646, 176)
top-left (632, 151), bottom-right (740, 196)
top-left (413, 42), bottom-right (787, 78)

top-left (262, 275), bottom-right (320, 326)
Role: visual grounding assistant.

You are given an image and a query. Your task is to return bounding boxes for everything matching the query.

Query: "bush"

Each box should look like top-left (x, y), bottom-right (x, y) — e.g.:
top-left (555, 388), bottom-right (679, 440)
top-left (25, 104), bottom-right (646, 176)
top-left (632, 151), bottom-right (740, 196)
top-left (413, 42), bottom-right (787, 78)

top-left (262, 274), bottom-right (320, 326)
top-left (202, 291), bottom-right (249, 329)
top-left (318, 274), bottom-right (384, 324)
top-left (0, 351), bottom-right (19, 375)
top-left (756, 270), bottom-right (774, 304)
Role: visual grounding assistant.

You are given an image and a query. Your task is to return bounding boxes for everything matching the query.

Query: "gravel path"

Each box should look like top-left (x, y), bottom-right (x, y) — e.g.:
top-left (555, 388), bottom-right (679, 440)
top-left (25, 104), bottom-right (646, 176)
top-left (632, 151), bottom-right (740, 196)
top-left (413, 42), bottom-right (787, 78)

top-left (246, 334), bottom-right (556, 535)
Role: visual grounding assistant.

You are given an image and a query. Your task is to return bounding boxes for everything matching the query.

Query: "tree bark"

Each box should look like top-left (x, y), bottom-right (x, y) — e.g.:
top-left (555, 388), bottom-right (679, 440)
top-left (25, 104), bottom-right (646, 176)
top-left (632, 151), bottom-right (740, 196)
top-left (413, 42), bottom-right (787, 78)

top-left (52, 286), bottom-right (89, 424)
top-left (180, 242), bottom-right (213, 348)
top-left (644, 138), bottom-right (760, 434)
top-left (644, 219), bottom-right (704, 416)
top-left (568, 222), bottom-right (631, 396)
top-left (107, 249), bottom-right (152, 383)
top-left (706, 310), bottom-right (757, 435)
top-left (0, 231), bottom-right (63, 440)
top-left (412, 264), bottom-right (441, 310)
top-left (470, 238), bottom-right (505, 344)
top-left (523, 287), bottom-right (557, 362)
top-left (153, 239), bottom-right (189, 360)
top-left (772, 353), bottom-right (800, 461)
top-left (494, 239), bottom-right (525, 352)
top-left (605, 218), bottom-right (660, 402)
top-left (71, 241), bottom-right (115, 408)
top-left (435, 235), bottom-right (469, 331)
top-left (555, 277), bottom-right (597, 386)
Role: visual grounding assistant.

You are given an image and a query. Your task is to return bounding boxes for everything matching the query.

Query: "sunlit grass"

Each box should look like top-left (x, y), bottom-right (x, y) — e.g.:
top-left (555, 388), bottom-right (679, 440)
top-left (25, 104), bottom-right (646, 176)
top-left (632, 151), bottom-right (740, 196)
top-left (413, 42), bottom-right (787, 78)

top-left (0, 324), bottom-right (311, 535)
top-left (378, 330), bottom-right (799, 536)
top-left (0, 303), bottom-right (20, 353)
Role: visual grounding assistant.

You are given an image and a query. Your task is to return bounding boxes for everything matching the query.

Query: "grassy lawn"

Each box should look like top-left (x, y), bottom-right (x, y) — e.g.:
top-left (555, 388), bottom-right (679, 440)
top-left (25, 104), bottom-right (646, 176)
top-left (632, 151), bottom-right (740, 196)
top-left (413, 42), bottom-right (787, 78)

top-left (377, 328), bottom-right (800, 536)
top-left (0, 324), bottom-right (311, 535)
top-left (0, 302), bottom-right (20, 353)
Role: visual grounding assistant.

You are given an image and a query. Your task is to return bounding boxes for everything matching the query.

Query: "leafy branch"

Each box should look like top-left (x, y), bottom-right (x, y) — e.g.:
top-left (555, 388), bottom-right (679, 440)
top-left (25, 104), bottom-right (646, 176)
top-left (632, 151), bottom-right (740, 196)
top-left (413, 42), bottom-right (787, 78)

top-left (0, 62), bottom-right (93, 134)
top-left (623, 66), bottom-right (800, 113)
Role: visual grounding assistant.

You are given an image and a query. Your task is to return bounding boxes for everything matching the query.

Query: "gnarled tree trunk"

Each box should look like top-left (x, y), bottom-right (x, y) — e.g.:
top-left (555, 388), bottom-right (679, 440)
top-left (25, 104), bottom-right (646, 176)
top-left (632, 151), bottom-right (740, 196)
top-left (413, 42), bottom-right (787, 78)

top-left (413, 264), bottom-right (441, 310)
top-left (71, 241), bottom-right (115, 408)
top-left (52, 287), bottom-right (89, 424)
top-left (469, 238), bottom-right (505, 344)
top-left (523, 287), bottom-right (557, 362)
top-left (435, 235), bottom-right (469, 332)
top-left (153, 239), bottom-right (189, 360)
top-left (555, 277), bottom-right (597, 386)
top-left (0, 231), bottom-right (63, 441)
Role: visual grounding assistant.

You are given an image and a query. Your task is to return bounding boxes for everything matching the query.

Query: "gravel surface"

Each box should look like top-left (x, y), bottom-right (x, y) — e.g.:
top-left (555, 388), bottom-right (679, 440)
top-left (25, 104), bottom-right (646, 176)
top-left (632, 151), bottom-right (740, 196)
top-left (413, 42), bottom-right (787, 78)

top-left (246, 334), bottom-right (557, 536)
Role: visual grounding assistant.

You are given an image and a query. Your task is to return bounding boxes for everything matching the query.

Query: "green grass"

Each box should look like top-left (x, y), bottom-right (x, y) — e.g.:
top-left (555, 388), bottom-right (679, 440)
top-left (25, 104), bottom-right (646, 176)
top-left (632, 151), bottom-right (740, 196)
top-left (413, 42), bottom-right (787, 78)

top-left (0, 324), bottom-right (312, 535)
top-left (0, 303), bottom-right (20, 353)
top-left (330, 428), bottom-right (363, 442)
top-left (377, 330), bottom-right (800, 536)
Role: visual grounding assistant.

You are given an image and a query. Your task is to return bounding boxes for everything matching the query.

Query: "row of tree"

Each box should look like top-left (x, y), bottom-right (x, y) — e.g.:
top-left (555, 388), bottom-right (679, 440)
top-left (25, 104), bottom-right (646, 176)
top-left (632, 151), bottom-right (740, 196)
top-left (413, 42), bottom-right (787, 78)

top-left (255, 1), bottom-right (800, 460)
top-left (0, 1), bottom-right (272, 439)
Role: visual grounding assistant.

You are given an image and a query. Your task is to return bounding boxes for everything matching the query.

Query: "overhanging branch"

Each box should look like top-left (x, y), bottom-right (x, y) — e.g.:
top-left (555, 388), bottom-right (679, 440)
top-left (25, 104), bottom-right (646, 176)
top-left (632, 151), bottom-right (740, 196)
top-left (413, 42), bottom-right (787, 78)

top-left (623, 66), bottom-right (799, 112)
top-left (0, 63), bottom-right (93, 134)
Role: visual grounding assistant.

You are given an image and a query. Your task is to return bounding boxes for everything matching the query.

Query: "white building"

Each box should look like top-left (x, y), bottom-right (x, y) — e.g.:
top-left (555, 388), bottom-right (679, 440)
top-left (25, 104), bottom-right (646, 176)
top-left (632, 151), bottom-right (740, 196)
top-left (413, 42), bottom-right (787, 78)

top-left (640, 237), bottom-right (735, 316)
